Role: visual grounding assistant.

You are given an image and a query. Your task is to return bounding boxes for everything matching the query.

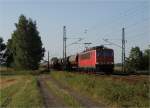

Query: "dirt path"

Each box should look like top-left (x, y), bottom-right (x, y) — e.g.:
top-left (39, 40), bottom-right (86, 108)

top-left (37, 75), bottom-right (65, 108)
top-left (42, 75), bottom-right (106, 108)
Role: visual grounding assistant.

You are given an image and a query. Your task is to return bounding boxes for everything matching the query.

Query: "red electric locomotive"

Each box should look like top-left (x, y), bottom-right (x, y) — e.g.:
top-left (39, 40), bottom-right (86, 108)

top-left (78, 45), bottom-right (114, 73)
top-left (50, 45), bottom-right (114, 73)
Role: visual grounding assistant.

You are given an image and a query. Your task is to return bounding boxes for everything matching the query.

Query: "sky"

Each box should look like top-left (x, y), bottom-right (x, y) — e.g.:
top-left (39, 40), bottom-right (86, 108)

top-left (0, 0), bottom-right (149, 63)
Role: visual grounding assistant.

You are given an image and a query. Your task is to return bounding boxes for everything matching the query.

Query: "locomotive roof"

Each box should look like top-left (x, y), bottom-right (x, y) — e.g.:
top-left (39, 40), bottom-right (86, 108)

top-left (85, 45), bottom-right (112, 52)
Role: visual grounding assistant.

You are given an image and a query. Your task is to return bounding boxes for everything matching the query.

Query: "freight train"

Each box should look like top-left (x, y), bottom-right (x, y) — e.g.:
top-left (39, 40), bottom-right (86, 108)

top-left (50, 45), bottom-right (114, 74)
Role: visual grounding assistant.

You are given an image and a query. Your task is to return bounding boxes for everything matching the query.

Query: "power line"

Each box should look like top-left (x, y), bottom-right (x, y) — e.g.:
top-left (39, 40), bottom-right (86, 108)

top-left (67, 38), bottom-right (84, 47)
top-left (98, 16), bottom-right (149, 40)
top-left (71, 4), bottom-right (147, 47)
top-left (95, 16), bottom-right (149, 44)
top-left (103, 38), bottom-right (122, 48)
top-left (90, 6), bottom-right (148, 43)
top-left (88, 5), bottom-right (146, 36)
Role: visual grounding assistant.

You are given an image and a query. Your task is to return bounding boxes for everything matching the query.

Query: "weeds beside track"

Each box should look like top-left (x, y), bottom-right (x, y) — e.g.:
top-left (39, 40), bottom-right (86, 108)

top-left (50, 71), bottom-right (150, 108)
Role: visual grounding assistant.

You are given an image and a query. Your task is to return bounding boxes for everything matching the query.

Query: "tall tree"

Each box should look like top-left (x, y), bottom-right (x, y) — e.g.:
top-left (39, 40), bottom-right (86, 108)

top-left (0, 37), bottom-right (6, 65)
top-left (126, 47), bottom-right (143, 71)
top-left (11, 15), bottom-right (45, 70)
top-left (4, 39), bottom-right (14, 67)
top-left (142, 49), bottom-right (150, 70)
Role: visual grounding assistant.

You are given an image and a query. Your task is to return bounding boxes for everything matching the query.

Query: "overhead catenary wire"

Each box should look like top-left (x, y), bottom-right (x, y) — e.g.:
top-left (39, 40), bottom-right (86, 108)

top-left (95, 16), bottom-right (149, 44)
top-left (98, 16), bottom-right (149, 40)
top-left (68, 4), bottom-right (147, 48)
top-left (67, 38), bottom-right (84, 47)
top-left (87, 4), bottom-right (146, 36)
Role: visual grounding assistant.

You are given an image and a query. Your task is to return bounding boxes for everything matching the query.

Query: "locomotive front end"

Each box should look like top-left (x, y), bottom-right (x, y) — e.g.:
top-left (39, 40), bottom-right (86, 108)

top-left (96, 48), bottom-right (114, 73)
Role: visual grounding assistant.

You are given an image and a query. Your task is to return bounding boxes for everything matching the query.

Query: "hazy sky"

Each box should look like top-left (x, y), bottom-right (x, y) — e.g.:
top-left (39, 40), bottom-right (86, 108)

top-left (0, 0), bottom-right (149, 63)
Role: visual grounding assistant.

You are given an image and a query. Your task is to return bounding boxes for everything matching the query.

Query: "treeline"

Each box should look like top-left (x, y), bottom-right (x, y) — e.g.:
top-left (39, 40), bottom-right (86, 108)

top-left (0, 15), bottom-right (45, 70)
top-left (126, 47), bottom-right (149, 72)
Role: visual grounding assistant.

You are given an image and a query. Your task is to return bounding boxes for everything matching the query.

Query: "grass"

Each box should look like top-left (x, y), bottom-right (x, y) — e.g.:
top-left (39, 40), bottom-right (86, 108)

top-left (0, 80), bottom-right (21, 106)
top-left (50, 71), bottom-right (150, 108)
top-left (0, 67), bottom-right (49, 76)
top-left (0, 75), bottom-right (44, 108)
top-left (46, 79), bottom-right (83, 107)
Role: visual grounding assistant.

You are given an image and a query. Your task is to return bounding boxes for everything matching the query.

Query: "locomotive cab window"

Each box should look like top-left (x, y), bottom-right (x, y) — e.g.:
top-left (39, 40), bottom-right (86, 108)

top-left (96, 50), bottom-right (103, 56)
top-left (97, 50), bottom-right (113, 57)
top-left (104, 50), bottom-right (113, 56)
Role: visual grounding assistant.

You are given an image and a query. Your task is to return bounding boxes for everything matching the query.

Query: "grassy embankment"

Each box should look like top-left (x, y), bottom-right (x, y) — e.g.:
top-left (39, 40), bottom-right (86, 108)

top-left (50, 71), bottom-right (150, 108)
top-left (0, 71), bottom-right (44, 108)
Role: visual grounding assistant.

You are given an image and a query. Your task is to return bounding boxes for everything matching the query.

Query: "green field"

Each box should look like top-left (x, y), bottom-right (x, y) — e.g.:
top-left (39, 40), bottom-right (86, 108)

top-left (0, 75), bottom-right (43, 108)
top-left (0, 70), bottom-right (150, 108)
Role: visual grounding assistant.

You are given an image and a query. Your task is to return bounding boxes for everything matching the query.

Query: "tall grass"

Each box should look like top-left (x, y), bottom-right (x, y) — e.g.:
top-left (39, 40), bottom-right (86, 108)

top-left (50, 71), bottom-right (150, 108)
top-left (8, 76), bottom-right (43, 108)
top-left (0, 80), bottom-right (22, 107)
top-left (0, 75), bottom-right (44, 108)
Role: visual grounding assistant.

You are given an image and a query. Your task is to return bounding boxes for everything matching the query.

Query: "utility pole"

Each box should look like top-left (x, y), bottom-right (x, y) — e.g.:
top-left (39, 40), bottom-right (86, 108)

top-left (48, 51), bottom-right (50, 71)
top-left (122, 28), bottom-right (125, 72)
top-left (63, 26), bottom-right (67, 70)
top-left (103, 28), bottom-right (126, 73)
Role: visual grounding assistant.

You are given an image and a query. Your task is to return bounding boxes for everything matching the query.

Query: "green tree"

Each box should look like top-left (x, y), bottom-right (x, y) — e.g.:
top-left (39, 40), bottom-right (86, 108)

top-left (126, 47), bottom-right (143, 71)
top-left (142, 49), bottom-right (150, 70)
top-left (4, 39), bottom-right (14, 67)
top-left (0, 37), bottom-right (6, 65)
top-left (11, 15), bottom-right (45, 70)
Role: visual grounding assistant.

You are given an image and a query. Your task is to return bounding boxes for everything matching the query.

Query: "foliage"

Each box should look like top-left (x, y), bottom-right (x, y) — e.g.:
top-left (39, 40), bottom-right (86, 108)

top-left (3, 39), bottom-right (14, 67)
top-left (126, 46), bottom-right (149, 71)
top-left (142, 49), bottom-right (150, 70)
top-left (0, 37), bottom-right (6, 65)
top-left (8, 15), bottom-right (45, 70)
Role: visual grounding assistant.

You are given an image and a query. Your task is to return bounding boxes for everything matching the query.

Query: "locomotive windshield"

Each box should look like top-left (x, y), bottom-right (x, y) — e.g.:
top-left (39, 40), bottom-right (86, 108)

top-left (97, 50), bottom-right (113, 57)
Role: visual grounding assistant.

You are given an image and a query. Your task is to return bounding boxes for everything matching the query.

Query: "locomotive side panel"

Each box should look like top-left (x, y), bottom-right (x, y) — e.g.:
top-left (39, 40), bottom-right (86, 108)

top-left (78, 50), bottom-right (96, 68)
